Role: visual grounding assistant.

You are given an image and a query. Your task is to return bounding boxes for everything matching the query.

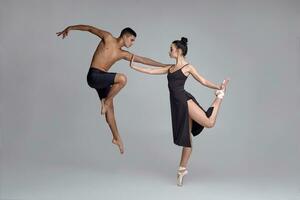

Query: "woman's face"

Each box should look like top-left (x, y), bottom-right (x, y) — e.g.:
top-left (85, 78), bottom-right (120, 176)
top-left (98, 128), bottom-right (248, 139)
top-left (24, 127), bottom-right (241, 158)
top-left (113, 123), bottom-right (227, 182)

top-left (169, 43), bottom-right (179, 58)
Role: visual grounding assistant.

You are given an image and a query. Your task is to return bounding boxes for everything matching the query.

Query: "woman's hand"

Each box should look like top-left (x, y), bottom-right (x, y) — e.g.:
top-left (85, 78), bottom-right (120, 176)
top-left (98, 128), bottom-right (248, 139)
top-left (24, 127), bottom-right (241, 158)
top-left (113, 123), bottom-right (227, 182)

top-left (218, 83), bottom-right (223, 90)
top-left (219, 78), bottom-right (230, 90)
top-left (128, 55), bottom-right (170, 75)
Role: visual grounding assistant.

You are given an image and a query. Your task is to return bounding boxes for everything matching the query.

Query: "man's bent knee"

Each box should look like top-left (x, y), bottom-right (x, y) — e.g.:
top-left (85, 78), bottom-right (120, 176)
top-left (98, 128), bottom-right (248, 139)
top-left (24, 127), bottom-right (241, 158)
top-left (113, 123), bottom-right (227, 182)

top-left (118, 74), bottom-right (127, 85)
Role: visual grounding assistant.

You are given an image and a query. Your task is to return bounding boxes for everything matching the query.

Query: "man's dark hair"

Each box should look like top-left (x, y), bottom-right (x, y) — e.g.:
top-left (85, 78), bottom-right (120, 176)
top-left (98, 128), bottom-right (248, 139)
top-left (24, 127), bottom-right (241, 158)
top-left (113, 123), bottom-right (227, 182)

top-left (120, 27), bottom-right (137, 37)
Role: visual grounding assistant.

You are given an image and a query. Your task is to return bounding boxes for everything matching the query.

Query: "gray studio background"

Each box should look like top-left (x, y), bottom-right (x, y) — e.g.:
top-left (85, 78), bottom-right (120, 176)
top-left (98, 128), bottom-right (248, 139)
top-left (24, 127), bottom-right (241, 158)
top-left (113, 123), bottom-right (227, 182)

top-left (1, 0), bottom-right (299, 199)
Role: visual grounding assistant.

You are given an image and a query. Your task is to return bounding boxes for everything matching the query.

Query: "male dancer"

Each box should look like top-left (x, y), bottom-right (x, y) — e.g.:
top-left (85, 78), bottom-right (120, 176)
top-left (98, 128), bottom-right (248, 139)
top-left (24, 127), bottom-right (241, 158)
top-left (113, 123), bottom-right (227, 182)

top-left (57, 25), bottom-right (167, 154)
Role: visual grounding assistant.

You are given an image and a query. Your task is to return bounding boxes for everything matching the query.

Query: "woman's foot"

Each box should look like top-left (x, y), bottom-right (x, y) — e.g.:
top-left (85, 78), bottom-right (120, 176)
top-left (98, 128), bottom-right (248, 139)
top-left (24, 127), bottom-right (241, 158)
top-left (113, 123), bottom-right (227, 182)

top-left (215, 79), bottom-right (230, 99)
top-left (112, 138), bottom-right (124, 154)
top-left (177, 166), bottom-right (188, 186)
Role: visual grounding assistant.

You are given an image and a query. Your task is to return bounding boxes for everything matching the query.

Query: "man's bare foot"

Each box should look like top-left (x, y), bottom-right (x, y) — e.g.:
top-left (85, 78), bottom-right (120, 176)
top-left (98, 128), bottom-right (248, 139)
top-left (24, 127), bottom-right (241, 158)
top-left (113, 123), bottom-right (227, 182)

top-left (112, 138), bottom-right (124, 154)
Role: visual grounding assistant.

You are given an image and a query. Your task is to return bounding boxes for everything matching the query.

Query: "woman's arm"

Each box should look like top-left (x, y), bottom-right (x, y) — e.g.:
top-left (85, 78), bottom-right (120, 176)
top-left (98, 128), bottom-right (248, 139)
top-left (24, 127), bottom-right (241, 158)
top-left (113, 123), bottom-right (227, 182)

top-left (130, 55), bottom-right (171, 75)
top-left (187, 65), bottom-right (221, 89)
top-left (121, 51), bottom-right (169, 68)
top-left (133, 55), bottom-right (169, 68)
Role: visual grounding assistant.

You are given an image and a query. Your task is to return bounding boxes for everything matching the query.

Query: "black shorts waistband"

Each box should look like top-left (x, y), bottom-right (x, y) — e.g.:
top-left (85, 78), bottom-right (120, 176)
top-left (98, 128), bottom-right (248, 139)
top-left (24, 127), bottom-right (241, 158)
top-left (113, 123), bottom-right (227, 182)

top-left (89, 67), bottom-right (107, 73)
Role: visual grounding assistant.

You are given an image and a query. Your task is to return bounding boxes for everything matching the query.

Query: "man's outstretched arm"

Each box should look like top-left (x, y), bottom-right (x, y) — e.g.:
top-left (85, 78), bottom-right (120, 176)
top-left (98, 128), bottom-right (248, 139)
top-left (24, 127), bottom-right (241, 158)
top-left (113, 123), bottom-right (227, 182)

top-left (122, 51), bottom-right (169, 68)
top-left (56, 25), bottom-right (111, 39)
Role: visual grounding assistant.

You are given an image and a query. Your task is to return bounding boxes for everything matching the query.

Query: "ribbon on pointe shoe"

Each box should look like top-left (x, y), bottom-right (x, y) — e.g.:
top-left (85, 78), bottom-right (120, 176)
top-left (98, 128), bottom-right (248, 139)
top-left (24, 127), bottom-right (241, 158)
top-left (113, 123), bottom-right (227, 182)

top-left (177, 166), bottom-right (188, 186)
top-left (178, 166), bottom-right (187, 171)
top-left (215, 80), bottom-right (227, 99)
top-left (215, 90), bottom-right (224, 99)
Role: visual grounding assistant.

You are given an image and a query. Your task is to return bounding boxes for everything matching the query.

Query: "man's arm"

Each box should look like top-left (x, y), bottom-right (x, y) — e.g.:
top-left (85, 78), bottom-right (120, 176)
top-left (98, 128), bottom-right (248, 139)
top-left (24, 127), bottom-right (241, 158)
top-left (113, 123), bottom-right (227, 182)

top-left (121, 51), bottom-right (169, 68)
top-left (129, 55), bottom-right (171, 74)
top-left (56, 25), bottom-right (111, 39)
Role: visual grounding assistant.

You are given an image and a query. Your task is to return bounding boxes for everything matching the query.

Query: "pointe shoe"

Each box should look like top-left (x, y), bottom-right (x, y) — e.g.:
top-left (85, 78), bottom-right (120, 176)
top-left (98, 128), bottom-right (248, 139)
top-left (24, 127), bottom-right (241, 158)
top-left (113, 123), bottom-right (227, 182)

top-left (215, 90), bottom-right (224, 99)
top-left (177, 166), bottom-right (188, 186)
top-left (215, 79), bottom-right (228, 99)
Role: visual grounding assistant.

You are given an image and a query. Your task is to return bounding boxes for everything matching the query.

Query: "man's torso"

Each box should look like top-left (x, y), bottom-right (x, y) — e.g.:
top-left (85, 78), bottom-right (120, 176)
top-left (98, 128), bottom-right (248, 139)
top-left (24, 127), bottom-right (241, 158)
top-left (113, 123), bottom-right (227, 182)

top-left (90, 36), bottom-right (125, 71)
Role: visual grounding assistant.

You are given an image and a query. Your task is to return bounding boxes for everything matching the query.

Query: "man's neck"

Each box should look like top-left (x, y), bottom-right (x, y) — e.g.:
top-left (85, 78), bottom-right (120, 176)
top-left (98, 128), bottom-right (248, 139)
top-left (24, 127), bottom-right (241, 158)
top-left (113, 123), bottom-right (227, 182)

top-left (116, 37), bottom-right (125, 48)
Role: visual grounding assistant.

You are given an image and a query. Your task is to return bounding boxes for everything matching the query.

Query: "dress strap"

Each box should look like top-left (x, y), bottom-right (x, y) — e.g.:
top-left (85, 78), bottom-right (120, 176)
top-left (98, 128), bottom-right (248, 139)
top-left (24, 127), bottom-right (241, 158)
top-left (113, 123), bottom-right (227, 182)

top-left (169, 64), bottom-right (189, 73)
top-left (180, 63), bottom-right (189, 69)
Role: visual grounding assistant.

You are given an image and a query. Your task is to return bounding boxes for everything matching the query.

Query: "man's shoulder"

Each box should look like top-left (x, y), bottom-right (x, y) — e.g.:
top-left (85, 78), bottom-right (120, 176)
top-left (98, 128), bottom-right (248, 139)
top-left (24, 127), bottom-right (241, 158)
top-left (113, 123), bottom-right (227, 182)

top-left (101, 36), bottom-right (118, 47)
top-left (102, 33), bottom-right (115, 42)
top-left (118, 49), bottom-right (132, 60)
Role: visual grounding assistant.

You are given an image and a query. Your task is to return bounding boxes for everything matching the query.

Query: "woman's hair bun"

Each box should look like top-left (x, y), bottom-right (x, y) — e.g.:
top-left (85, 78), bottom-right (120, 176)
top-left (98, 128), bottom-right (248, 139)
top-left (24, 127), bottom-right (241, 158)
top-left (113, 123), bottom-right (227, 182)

top-left (181, 37), bottom-right (188, 44)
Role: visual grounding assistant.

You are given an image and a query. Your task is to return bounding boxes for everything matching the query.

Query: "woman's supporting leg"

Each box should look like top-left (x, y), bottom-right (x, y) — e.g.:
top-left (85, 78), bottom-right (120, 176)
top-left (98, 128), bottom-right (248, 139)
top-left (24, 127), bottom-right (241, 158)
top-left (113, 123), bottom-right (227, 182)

top-left (179, 117), bottom-right (193, 168)
top-left (177, 118), bottom-right (192, 186)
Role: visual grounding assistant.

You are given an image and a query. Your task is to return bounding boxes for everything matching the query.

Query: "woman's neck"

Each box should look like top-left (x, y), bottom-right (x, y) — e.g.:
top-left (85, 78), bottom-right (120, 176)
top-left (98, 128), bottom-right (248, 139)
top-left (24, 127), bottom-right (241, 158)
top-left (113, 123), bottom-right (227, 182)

top-left (175, 56), bottom-right (187, 67)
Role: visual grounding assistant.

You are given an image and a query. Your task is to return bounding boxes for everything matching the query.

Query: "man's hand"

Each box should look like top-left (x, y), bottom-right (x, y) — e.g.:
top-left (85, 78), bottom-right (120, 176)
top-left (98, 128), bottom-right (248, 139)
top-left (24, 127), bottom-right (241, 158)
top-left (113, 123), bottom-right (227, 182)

top-left (56, 27), bottom-right (70, 39)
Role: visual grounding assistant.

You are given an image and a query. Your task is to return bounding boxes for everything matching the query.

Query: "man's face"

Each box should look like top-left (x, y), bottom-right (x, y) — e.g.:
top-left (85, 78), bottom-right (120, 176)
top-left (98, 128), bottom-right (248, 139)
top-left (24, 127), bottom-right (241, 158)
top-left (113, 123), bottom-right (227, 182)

top-left (124, 35), bottom-right (136, 48)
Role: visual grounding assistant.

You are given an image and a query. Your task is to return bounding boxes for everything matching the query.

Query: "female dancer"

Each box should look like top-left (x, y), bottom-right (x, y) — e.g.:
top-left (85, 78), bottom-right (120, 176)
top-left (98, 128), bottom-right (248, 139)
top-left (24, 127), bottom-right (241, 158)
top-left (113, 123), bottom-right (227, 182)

top-left (130, 37), bottom-right (229, 186)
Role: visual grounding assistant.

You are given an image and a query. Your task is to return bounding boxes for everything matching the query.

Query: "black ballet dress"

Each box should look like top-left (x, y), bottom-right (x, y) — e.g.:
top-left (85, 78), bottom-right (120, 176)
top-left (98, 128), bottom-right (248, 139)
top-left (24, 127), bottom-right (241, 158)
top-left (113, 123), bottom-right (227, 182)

top-left (167, 64), bottom-right (214, 147)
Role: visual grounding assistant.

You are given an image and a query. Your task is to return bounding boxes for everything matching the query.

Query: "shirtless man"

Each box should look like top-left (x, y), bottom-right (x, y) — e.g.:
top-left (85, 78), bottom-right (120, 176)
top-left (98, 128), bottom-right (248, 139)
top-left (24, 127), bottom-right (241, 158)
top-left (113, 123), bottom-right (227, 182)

top-left (56, 25), bottom-right (167, 154)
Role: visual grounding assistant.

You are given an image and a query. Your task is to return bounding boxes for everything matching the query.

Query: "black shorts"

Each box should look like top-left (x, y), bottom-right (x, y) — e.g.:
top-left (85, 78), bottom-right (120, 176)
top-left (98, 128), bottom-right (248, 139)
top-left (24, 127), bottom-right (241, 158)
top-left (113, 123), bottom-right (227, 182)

top-left (87, 67), bottom-right (116, 100)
